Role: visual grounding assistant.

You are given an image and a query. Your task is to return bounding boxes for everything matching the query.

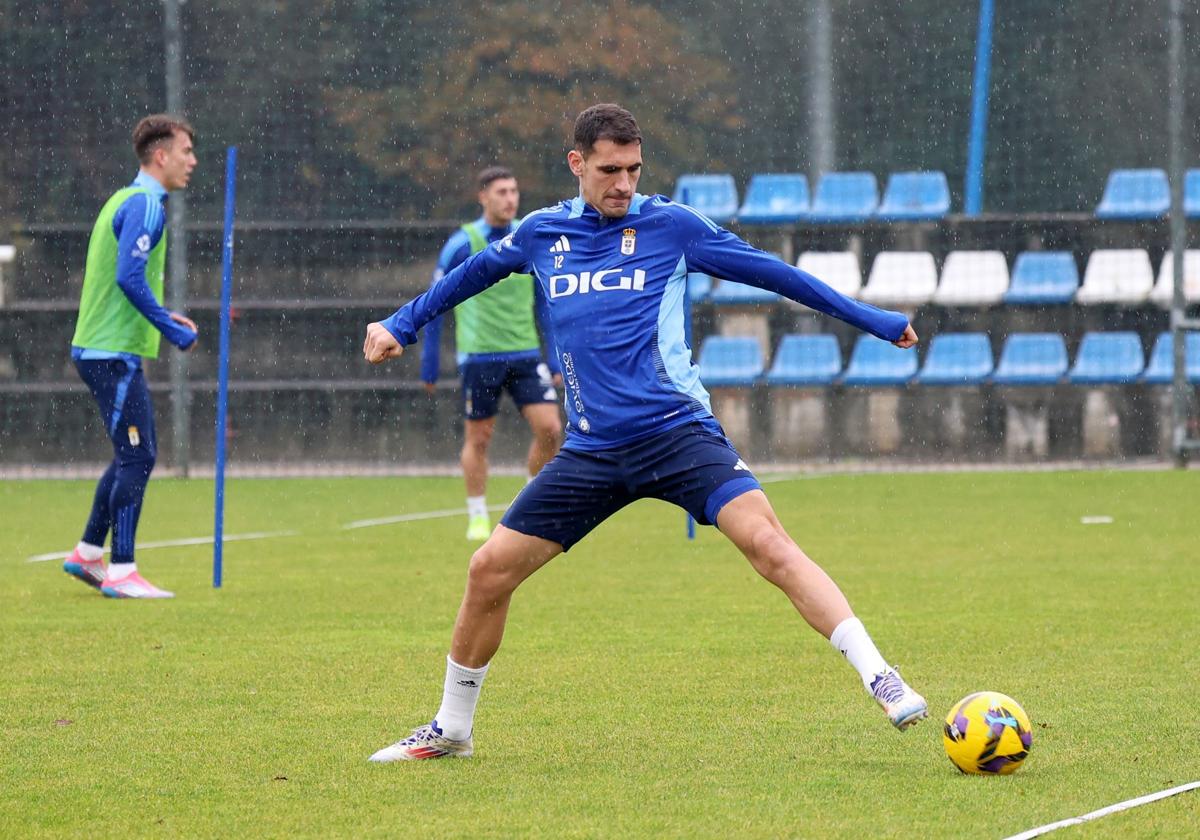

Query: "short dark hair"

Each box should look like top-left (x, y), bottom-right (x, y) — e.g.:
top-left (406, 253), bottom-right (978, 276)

top-left (133, 114), bottom-right (194, 164)
top-left (573, 104), bottom-right (642, 155)
top-left (477, 166), bottom-right (516, 191)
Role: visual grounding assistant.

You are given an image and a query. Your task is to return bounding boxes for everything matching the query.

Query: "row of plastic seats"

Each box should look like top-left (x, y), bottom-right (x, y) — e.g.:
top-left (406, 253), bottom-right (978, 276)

top-left (686, 249), bottom-right (1200, 307)
top-left (1095, 168), bottom-right (1200, 219)
top-left (672, 171), bottom-right (950, 225)
top-left (698, 331), bottom-right (1200, 387)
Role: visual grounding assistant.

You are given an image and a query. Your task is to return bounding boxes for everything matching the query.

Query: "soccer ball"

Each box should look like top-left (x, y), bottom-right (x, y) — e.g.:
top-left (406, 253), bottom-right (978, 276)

top-left (942, 691), bottom-right (1032, 775)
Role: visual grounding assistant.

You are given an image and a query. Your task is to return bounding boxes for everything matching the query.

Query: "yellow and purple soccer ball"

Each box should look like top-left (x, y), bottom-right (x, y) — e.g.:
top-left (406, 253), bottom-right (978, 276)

top-left (942, 691), bottom-right (1032, 775)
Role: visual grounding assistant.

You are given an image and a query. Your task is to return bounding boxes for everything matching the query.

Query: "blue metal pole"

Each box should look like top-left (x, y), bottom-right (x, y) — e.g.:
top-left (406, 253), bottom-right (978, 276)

top-left (964, 0), bottom-right (995, 216)
top-left (213, 146), bottom-right (238, 588)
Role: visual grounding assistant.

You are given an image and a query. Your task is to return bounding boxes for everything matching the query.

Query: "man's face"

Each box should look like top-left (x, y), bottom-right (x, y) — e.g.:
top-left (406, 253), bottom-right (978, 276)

top-left (156, 130), bottom-right (197, 191)
top-left (479, 177), bottom-right (520, 224)
top-left (569, 139), bottom-right (643, 218)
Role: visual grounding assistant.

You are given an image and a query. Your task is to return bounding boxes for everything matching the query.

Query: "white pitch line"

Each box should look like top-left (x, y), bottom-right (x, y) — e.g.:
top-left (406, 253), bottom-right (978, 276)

top-left (25, 529), bottom-right (298, 563)
top-left (342, 503), bottom-right (509, 531)
top-left (1002, 780), bottom-right (1200, 840)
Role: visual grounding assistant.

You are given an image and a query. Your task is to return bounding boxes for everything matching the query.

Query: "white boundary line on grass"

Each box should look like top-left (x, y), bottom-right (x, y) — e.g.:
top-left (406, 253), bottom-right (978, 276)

top-left (341, 503), bottom-right (509, 531)
top-left (1002, 780), bottom-right (1200, 840)
top-left (25, 530), bottom-right (298, 563)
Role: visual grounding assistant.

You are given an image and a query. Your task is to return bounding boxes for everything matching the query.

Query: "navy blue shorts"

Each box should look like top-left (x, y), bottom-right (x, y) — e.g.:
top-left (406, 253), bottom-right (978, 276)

top-left (462, 357), bottom-right (557, 420)
top-left (501, 421), bottom-right (761, 551)
top-left (74, 358), bottom-right (158, 462)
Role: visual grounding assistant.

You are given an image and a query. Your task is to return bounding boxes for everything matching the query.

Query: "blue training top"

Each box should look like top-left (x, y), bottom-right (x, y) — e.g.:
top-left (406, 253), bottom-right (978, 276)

top-left (418, 216), bottom-right (557, 384)
top-left (384, 193), bottom-right (909, 451)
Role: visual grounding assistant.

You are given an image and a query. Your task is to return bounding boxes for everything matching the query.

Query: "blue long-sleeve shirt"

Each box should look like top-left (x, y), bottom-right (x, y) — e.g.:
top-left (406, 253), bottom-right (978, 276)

top-left (419, 217), bottom-right (558, 384)
top-left (73, 172), bottom-right (196, 362)
top-left (384, 193), bottom-right (910, 450)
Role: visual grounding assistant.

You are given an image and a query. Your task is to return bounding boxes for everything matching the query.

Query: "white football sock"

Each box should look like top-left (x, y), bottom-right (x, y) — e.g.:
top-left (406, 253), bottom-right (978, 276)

top-left (433, 656), bottom-right (489, 740)
top-left (106, 561), bottom-right (137, 581)
top-left (466, 496), bottom-right (488, 519)
top-left (829, 617), bottom-right (890, 690)
top-left (76, 541), bottom-right (105, 562)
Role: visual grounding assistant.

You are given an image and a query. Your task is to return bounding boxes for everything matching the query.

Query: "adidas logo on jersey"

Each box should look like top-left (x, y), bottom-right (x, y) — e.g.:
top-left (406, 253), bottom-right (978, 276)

top-left (548, 235), bottom-right (571, 254)
top-left (549, 268), bottom-right (647, 298)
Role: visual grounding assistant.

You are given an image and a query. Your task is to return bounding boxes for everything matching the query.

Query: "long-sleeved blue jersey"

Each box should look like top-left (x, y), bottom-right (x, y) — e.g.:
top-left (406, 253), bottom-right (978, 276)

top-left (72, 171), bottom-right (196, 362)
top-left (384, 194), bottom-right (909, 451)
top-left (419, 217), bottom-right (558, 384)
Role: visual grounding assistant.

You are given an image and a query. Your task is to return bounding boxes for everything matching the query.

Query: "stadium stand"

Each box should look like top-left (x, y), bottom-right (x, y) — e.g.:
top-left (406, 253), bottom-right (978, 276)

top-left (1186, 169), bottom-right (1200, 218)
top-left (859, 251), bottom-right (938, 306)
top-left (992, 334), bottom-right (1069, 385)
top-left (876, 171), bottom-right (951, 221)
top-left (796, 251), bottom-right (862, 298)
top-left (698, 335), bottom-right (764, 386)
top-left (1003, 252), bottom-right (1080, 305)
top-left (1149, 250), bottom-right (1200, 304)
top-left (932, 250), bottom-right (1009, 305)
top-left (1094, 168), bottom-right (1171, 219)
top-left (765, 334), bottom-right (842, 386)
top-left (1143, 332), bottom-right (1200, 384)
top-left (841, 335), bottom-right (918, 385)
top-left (686, 272), bottom-right (713, 303)
top-left (1067, 332), bottom-right (1145, 384)
top-left (736, 174), bottom-right (809, 224)
top-left (1075, 249), bottom-right (1154, 304)
top-left (672, 174), bottom-right (739, 224)
top-left (809, 172), bottom-right (879, 222)
top-left (915, 333), bottom-right (994, 385)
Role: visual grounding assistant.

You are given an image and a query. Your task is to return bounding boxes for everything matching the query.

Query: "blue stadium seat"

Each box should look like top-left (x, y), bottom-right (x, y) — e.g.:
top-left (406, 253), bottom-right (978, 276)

top-left (698, 336), bottom-right (764, 386)
top-left (710, 279), bottom-right (780, 305)
top-left (765, 335), bottom-right (842, 386)
top-left (991, 334), bottom-right (1069, 385)
top-left (672, 174), bottom-right (739, 224)
top-left (1095, 169), bottom-right (1170, 219)
top-left (736, 174), bottom-right (809, 224)
top-left (915, 333), bottom-right (994, 385)
top-left (1068, 332), bottom-right (1145, 384)
top-left (876, 171), bottom-right (951, 221)
top-left (840, 336), bottom-right (917, 386)
top-left (686, 273), bottom-right (712, 303)
top-left (1004, 252), bottom-right (1079, 305)
top-left (1142, 332), bottom-right (1200, 384)
top-left (1186, 169), bottom-right (1200, 218)
top-left (809, 172), bottom-right (879, 222)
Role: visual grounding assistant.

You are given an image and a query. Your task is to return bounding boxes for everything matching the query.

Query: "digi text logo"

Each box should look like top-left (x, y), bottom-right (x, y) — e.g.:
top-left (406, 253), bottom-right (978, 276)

top-left (549, 268), bottom-right (647, 299)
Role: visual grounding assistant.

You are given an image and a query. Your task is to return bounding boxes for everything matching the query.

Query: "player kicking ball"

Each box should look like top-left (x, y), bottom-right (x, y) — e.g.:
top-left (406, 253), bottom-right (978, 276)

top-left (362, 103), bottom-right (926, 760)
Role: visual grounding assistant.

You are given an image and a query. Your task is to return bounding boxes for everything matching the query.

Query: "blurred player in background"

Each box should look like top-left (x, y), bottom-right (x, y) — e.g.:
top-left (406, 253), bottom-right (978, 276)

top-left (419, 167), bottom-right (562, 541)
top-left (364, 104), bottom-right (926, 761)
top-left (62, 114), bottom-right (198, 599)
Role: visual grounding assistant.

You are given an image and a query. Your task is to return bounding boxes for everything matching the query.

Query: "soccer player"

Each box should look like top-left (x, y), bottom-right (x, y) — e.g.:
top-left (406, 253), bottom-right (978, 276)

top-left (363, 104), bottom-right (927, 761)
top-left (419, 167), bottom-right (563, 541)
top-left (61, 114), bottom-right (198, 599)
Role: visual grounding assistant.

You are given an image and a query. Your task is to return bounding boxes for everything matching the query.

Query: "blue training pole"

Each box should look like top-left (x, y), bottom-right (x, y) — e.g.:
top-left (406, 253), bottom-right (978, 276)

top-left (964, 0), bottom-right (995, 216)
top-left (213, 146), bottom-right (238, 588)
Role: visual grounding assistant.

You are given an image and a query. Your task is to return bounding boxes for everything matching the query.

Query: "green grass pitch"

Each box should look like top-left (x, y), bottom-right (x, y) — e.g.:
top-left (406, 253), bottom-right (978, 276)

top-left (2, 470), bottom-right (1198, 838)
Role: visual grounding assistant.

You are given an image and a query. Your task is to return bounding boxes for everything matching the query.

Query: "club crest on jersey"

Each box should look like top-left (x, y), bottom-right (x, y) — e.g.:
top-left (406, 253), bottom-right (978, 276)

top-left (620, 228), bottom-right (636, 256)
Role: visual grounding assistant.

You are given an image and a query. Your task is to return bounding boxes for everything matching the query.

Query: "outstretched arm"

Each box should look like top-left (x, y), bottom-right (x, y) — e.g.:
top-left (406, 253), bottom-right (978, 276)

top-left (674, 203), bottom-right (914, 345)
top-left (366, 228), bottom-right (532, 364)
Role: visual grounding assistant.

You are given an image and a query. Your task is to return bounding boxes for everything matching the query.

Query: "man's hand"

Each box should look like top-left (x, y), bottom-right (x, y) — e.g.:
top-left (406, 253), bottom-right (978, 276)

top-left (170, 311), bottom-right (198, 351)
top-left (423, 381), bottom-right (436, 395)
top-left (363, 322), bottom-right (404, 364)
top-left (893, 324), bottom-right (919, 349)
top-left (552, 372), bottom-right (563, 388)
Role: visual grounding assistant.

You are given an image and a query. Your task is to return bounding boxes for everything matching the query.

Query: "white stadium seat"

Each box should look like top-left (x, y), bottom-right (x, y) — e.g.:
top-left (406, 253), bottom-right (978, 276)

top-left (933, 250), bottom-right (1009, 305)
top-left (1150, 250), bottom-right (1200, 305)
top-left (796, 251), bottom-right (862, 298)
top-left (860, 251), bottom-right (938, 306)
top-left (1075, 249), bottom-right (1153, 304)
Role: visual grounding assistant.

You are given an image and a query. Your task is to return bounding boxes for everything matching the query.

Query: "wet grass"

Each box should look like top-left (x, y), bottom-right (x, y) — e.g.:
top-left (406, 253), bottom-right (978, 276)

top-left (1, 470), bottom-right (1197, 838)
